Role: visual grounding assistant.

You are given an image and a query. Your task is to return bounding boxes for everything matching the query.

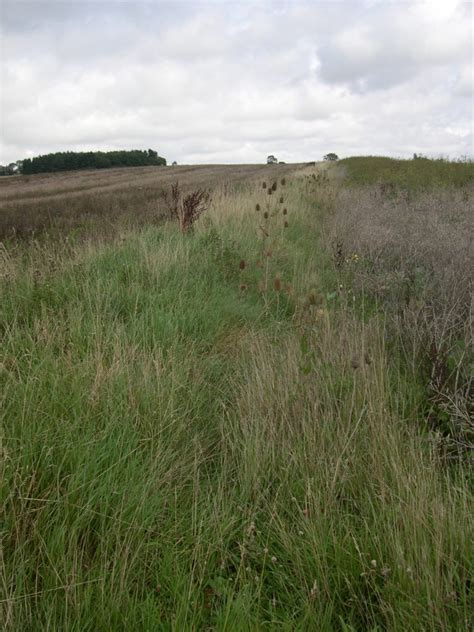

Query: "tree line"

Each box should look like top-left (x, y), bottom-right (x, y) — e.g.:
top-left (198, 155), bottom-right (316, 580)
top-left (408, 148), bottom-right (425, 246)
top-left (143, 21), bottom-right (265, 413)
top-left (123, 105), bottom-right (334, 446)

top-left (17, 149), bottom-right (166, 175)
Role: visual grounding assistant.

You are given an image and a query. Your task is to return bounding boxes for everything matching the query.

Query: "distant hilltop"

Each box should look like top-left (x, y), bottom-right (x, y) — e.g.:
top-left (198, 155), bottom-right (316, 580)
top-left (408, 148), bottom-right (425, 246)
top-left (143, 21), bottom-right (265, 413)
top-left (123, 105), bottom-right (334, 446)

top-left (17, 149), bottom-right (166, 175)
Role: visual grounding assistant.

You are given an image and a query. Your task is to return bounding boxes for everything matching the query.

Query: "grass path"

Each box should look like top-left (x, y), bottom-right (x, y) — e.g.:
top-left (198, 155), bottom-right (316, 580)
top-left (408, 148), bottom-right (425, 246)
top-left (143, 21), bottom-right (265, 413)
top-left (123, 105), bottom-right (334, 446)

top-left (1, 171), bottom-right (472, 630)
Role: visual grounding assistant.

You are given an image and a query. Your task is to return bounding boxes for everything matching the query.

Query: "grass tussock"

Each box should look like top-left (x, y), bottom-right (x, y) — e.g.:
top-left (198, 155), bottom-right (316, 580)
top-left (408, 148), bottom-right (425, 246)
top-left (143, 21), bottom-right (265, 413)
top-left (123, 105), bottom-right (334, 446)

top-left (1, 162), bottom-right (472, 630)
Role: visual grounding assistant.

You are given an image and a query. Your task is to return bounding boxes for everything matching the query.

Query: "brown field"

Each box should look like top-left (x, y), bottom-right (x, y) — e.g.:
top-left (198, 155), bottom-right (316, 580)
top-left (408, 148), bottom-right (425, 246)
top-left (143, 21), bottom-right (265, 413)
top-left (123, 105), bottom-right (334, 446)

top-left (0, 163), bottom-right (305, 240)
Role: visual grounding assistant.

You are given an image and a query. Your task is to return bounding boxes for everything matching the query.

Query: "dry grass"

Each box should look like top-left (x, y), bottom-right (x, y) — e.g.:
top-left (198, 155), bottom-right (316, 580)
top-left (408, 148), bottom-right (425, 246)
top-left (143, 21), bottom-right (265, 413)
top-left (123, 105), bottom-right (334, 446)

top-left (0, 164), bottom-right (303, 240)
top-left (327, 174), bottom-right (474, 459)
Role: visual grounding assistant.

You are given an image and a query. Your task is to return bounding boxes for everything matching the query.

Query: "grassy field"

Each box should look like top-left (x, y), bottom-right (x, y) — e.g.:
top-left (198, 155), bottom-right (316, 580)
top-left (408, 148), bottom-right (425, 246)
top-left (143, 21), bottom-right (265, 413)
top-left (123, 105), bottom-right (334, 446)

top-left (1, 159), bottom-right (473, 630)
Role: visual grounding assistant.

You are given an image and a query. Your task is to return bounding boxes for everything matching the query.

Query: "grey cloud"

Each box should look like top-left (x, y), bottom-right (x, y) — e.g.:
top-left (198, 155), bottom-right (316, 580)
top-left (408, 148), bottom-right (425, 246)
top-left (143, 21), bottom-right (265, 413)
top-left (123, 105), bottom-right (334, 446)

top-left (1, 1), bottom-right (472, 164)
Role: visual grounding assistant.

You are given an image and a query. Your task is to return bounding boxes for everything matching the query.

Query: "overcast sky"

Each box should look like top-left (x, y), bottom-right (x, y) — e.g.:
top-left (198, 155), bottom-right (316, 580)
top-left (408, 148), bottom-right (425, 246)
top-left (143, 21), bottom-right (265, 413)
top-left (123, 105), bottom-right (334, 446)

top-left (1, 0), bottom-right (472, 164)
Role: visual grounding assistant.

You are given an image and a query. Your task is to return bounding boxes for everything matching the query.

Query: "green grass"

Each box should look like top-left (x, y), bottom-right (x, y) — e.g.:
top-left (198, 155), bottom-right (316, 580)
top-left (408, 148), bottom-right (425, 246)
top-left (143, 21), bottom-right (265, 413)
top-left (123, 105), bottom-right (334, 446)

top-left (2, 176), bottom-right (472, 630)
top-left (339, 156), bottom-right (474, 190)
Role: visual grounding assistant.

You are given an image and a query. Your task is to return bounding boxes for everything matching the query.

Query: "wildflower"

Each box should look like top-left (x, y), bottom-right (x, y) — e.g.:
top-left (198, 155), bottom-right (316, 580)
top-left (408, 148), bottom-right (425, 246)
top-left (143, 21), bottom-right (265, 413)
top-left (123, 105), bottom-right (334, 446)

top-left (370, 560), bottom-right (377, 568)
top-left (271, 556), bottom-right (277, 563)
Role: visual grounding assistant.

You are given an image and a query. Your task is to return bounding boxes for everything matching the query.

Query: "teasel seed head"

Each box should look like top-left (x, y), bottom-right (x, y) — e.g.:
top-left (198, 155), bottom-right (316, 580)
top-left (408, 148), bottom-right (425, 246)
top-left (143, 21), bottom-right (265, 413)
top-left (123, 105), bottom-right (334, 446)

top-left (255, 203), bottom-right (260, 211)
top-left (283, 208), bottom-right (287, 215)
top-left (281, 178), bottom-right (286, 186)
top-left (271, 182), bottom-right (277, 192)
top-left (273, 275), bottom-right (282, 292)
top-left (268, 188), bottom-right (272, 195)
top-left (279, 196), bottom-right (284, 203)
top-left (351, 354), bottom-right (360, 369)
top-left (239, 259), bottom-right (246, 271)
top-left (364, 352), bottom-right (372, 365)
top-left (284, 220), bottom-right (289, 228)
top-left (262, 182), bottom-right (267, 189)
top-left (263, 211), bottom-right (269, 219)
top-left (265, 249), bottom-right (272, 257)
top-left (239, 283), bottom-right (248, 292)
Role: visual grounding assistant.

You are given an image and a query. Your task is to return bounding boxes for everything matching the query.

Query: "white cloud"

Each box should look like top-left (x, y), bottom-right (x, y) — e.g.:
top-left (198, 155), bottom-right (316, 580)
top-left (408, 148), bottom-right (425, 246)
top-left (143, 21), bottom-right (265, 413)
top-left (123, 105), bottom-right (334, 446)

top-left (0, 0), bottom-right (472, 164)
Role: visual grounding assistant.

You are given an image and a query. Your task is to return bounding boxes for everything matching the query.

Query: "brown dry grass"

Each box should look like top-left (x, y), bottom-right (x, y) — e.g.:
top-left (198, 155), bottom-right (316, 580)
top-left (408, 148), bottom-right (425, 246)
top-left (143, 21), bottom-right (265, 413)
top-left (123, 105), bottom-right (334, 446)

top-left (327, 181), bottom-right (474, 457)
top-left (0, 163), bottom-right (305, 240)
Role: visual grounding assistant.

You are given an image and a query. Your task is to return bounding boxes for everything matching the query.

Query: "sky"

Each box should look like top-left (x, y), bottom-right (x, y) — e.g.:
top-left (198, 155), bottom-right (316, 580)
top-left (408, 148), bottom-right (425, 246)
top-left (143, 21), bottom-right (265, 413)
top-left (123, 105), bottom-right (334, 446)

top-left (0, 0), bottom-right (472, 164)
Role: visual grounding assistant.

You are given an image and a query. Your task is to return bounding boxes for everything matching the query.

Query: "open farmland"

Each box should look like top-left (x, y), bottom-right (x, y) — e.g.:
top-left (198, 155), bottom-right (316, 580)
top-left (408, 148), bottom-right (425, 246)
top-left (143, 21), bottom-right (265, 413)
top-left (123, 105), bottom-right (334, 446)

top-left (0, 164), bottom-right (302, 240)
top-left (1, 158), bottom-right (473, 631)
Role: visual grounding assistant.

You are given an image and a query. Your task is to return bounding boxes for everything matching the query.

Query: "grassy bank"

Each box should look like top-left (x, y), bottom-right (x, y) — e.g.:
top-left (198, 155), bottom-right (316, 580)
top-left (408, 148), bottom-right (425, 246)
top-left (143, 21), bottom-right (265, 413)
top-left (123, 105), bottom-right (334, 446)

top-left (1, 166), bottom-right (472, 630)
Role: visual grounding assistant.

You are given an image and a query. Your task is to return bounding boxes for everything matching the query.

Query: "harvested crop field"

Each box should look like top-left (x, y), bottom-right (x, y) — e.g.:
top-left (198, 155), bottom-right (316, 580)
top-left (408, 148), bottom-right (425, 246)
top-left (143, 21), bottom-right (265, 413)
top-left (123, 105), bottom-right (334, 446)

top-left (0, 163), bottom-right (304, 239)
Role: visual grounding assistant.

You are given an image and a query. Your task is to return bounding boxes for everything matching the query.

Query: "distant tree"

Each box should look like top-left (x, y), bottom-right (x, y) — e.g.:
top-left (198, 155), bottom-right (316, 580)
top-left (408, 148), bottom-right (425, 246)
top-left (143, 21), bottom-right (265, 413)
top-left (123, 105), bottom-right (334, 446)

top-left (21, 149), bottom-right (166, 174)
top-left (172, 161), bottom-right (178, 166)
top-left (323, 153), bottom-right (339, 161)
top-left (267, 155), bottom-right (278, 164)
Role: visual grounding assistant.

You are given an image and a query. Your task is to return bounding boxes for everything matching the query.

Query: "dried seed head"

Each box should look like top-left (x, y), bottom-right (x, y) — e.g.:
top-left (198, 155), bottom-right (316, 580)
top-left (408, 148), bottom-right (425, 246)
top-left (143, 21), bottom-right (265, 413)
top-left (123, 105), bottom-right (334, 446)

top-left (258, 280), bottom-right (266, 292)
top-left (263, 211), bottom-right (269, 219)
top-left (239, 283), bottom-right (248, 292)
top-left (239, 259), bottom-right (246, 271)
top-left (364, 352), bottom-right (372, 365)
top-left (265, 249), bottom-right (272, 257)
top-left (271, 182), bottom-right (277, 192)
top-left (284, 220), bottom-right (289, 228)
top-left (267, 188), bottom-right (272, 195)
top-left (273, 275), bottom-right (282, 292)
top-left (255, 203), bottom-right (260, 211)
top-left (262, 182), bottom-right (267, 189)
top-left (283, 208), bottom-right (287, 215)
top-left (279, 196), bottom-right (284, 203)
top-left (285, 284), bottom-right (293, 295)
top-left (308, 291), bottom-right (318, 306)
top-left (281, 178), bottom-right (286, 186)
top-left (351, 355), bottom-right (360, 369)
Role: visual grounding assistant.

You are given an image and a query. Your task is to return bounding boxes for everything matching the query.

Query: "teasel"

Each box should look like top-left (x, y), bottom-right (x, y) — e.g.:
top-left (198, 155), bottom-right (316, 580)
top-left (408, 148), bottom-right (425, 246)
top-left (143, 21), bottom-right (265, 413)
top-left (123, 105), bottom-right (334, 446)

top-left (351, 354), bottom-right (360, 369)
top-left (268, 188), bottom-right (272, 195)
top-left (283, 208), bottom-right (287, 215)
top-left (239, 283), bottom-right (248, 292)
top-left (273, 275), bottom-right (282, 292)
top-left (279, 196), bottom-right (284, 204)
top-left (284, 220), bottom-right (289, 228)
top-left (239, 259), bottom-right (246, 271)
top-left (281, 177), bottom-right (286, 186)
top-left (271, 182), bottom-right (277, 192)
top-left (255, 203), bottom-right (260, 211)
top-left (262, 182), bottom-right (267, 189)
